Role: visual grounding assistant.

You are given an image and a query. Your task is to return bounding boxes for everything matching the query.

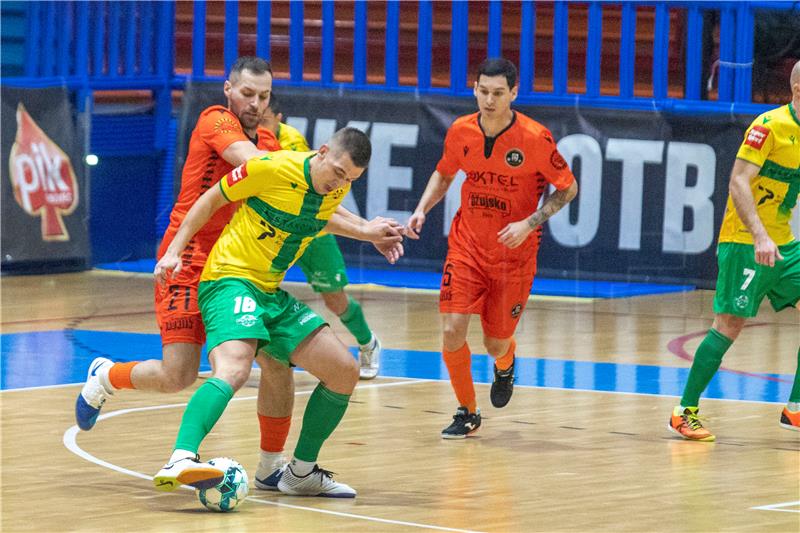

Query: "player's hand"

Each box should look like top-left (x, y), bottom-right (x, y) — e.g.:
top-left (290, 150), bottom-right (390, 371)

top-left (405, 211), bottom-right (425, 240)
top-left (374, 240), bottom-right (404, 264)
top-left (497, 220), bottom-right (533, 249)
top-left (753, 234), bottom-right (783, 267)
top-left (154, 252), bottom-right (182, 285)
top-left (364, 217), bottom-right (404, 245)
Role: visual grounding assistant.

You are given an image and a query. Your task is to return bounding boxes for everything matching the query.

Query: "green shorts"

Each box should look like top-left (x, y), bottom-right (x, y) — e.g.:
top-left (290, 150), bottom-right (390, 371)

top-left (198, 277), bottom-right (327, 365)
top-left (296, 233), bottom-right (349, 293)
top-left (713, 240), bottom-right (800, 317)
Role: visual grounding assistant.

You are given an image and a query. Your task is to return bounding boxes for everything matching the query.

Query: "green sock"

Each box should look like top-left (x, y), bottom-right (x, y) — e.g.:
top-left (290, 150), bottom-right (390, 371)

top-left (174, 377), bottom-right (234, 453)
top-left (789, 347), bottom-right (800, 403)
top-left (339, 296), bottom-right (373, 346)
top-left (293, 384), bottom-right (350, 462)
top-left (680, 328), bottom-right (733, 407)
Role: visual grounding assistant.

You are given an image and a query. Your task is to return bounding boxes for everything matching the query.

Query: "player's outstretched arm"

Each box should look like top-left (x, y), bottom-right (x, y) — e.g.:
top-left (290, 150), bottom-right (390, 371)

top-left (221, 141), bottom-right (271, 167)
top-left (154, 185), bottom-right (230, 284)
top-left (729, 158), bottom-right (782, 266)
top-left (406, 170), bottom-right (453, 240)
top-left (498, 180), bottom-right (578, 249)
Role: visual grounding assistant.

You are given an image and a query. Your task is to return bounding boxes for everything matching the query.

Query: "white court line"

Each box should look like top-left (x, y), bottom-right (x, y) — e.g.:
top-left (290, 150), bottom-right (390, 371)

top-left (63, 378), bottom-right (484, 533)
top-left (751, 501), bottom-right (800, 513)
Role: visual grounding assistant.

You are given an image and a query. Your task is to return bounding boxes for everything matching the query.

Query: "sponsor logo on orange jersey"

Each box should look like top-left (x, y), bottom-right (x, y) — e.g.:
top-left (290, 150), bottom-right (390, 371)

top-left (9, 103), bottom-right (78, 241)
top-left (468, 193), bottom-right (511, 216)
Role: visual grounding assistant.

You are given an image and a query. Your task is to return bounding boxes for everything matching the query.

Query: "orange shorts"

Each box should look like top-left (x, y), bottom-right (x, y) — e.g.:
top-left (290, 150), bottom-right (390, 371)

top-left (438, 252), bottom-right (534, 338)
top-left (154, 264), bottom-right (206, 346)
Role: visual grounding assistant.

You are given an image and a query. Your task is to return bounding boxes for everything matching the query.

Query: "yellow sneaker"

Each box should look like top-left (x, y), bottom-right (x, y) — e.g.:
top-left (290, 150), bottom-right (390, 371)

top-left (779, 407), bottom-right (800, 431)
top-left (668, 406), bottom-right (715, 442)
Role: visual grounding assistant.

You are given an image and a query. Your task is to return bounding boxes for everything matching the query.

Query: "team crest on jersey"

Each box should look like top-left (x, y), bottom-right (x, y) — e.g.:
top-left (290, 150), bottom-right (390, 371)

top-left (744, 125), bottom-right (770, 149)
top-left (226, 164), bottom-right (248, 187)
top-left (510, 303), bottom-right (522, 318)
top-left (550, 150), bottom-right (568, 170)
top-left (214, 115), bottom-right (241, 135)
top-left (734, 295), bottom-right (749, 310)
top-left (505, 149), bottom-right (524, 167)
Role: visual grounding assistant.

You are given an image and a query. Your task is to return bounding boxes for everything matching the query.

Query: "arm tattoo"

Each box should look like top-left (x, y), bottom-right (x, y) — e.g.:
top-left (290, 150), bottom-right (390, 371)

top-left (527, 189), bottom-right (572, 229)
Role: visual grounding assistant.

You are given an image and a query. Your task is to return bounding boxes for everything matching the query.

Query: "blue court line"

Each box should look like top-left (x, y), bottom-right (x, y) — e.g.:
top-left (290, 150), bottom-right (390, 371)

top-left (1, 329), bottom-right (791, 403)
top-left (94, 259), bottom-right (695, 299)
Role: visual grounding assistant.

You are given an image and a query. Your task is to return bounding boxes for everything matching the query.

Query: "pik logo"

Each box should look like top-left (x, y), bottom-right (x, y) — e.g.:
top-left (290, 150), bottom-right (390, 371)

top-left (9, 103), bottom-right (78, 241)
top-left (510, 303), bottom-right (522, 318)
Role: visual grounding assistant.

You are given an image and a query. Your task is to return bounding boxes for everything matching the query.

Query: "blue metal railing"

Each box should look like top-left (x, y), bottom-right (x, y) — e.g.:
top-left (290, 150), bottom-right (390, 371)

top-left (7, 1), bottom-right (799, 115)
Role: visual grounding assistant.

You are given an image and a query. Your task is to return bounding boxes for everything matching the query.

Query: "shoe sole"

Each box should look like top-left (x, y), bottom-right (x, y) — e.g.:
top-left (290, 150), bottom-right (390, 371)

top-left (359, 371), bottom-right (378, 380)
top-left (666, 421), bottom-right (715, 442)
top-left (153, 468), bottom-right (225, 492)
top-left (277, 487), bottom-right (356, 498)
top-left (441, 427), bottom-right (480, 440)
top-left (779, 422), bottom-right (800, 432)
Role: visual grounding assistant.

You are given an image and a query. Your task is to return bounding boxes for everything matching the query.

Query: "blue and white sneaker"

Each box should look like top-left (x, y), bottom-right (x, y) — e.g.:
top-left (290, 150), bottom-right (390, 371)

top-left (254, 457), bottom-right (287, 491)
top-left (75, 357), bottom-right (114, 431)
top-left (277, 464), bottom-right (356, 498)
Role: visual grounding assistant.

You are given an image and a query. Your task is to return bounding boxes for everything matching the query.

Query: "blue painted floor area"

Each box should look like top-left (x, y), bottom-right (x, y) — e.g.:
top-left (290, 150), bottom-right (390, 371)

top-left (95, 259), bottom-right (695, 299)
top-left (1, 329), bottom-right (791, 403)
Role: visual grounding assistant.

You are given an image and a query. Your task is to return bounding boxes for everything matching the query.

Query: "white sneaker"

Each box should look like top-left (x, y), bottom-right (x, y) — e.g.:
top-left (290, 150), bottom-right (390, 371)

top-left (153, 456), bottom-right (225, 492)
top-left (254, 455), bottom-right (288, 491)
top-left (277, 464), bottom-right (356, 498)
top-left (75, 357), bottom-right (114, 431)
top-left (358, 335), bottom-right (381, 380)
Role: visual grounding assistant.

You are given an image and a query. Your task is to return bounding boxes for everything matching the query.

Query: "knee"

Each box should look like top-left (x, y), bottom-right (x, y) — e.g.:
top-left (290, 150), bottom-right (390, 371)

top-left (483, 336), bottom-right (509, 358)
top-left (324, 292), bottom-right (349, 316)
top-left (713, 315), bottom-right (746, 340)
top-left (160, 366), bottom-right (197, 393)
top-left (334, 354), bottom-right (359, 391)
top-left (442, 326), bottom-right (465, 350)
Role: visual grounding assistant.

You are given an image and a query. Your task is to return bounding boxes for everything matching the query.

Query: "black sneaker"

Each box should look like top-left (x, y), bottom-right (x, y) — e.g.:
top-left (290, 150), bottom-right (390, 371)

top-left (490, 358), bottom-right (515, 408)
top-left (441, 407), bottom-right (481, 439)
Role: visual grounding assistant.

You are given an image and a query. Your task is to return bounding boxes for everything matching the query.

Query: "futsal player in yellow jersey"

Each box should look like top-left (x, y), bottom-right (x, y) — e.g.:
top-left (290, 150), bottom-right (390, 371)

top-left (669, 60), bottom-right (800, 441)
top-left (152, 128), bottom-right (404, 497)
top-left (259, 93), bottom-right (383, 382)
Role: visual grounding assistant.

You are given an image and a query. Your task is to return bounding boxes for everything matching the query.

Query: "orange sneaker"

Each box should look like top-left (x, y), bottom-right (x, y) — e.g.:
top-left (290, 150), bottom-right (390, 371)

top-left (779, 407), bottom-right (800, 431)
top-left (668, 406), bottom-right (715, 442)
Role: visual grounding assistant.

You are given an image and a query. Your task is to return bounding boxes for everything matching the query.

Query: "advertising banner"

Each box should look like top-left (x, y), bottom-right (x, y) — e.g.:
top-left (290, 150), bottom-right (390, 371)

top-left (179, 84), bottom-right (784, 286)
top-left (1, 86), bottom-right (89, 271)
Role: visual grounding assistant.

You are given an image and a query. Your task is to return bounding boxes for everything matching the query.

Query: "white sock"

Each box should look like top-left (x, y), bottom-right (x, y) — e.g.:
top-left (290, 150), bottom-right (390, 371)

top-left (290, 458), bottom-right (315, 477)
top-left (96, 364), bottom-right (116, 393)
top-left (360, 334), bottom-right (376, 350)
top-left (259, 450), bottom-right (284, 470)
top-left (788, 402), bottom-right (800, 412)
top-left (169, 449), bottom-right (196, 464)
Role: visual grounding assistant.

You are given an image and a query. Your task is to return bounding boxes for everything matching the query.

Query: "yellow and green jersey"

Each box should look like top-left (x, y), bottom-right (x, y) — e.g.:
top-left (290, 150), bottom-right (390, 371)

top-left (200, 151), bottom-right (349, 292)
top-left (718, 103), bottom-right (800, 245)
top-left (277, 123), bottom-right (310, 152)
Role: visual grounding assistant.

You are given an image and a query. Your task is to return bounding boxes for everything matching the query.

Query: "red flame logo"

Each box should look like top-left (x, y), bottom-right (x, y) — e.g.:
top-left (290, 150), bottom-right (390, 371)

top-left (8, 103), bottom-right (78, 241)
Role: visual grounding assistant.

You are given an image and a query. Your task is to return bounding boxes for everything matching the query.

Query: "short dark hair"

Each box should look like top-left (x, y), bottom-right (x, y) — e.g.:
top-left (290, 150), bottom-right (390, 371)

top-left (229, 56), bottom-right (272, 82)
top-left (476, 58), bottom-right (517, 89)
top-left (267, 92), bottom-right (280, 114)
top-left (330, 127), bottom-right (371, 168)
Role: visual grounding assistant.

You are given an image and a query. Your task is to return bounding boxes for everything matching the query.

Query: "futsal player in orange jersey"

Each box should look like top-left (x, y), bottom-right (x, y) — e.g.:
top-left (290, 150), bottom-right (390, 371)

top-left (407, 58), bottom-right (578, 438)
top-left (76, 57), bottom-right (297, 481)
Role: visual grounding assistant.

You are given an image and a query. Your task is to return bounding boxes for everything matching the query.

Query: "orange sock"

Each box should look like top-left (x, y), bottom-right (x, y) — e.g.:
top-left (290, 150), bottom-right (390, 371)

top-left (442, 343), bottom-right (476, 413)
top-left (258, 415), bottom-right (292, 453)
top-left (495, 338), bottom-right (516, 371)
top-left (108, 362), bottom-right (138, 390)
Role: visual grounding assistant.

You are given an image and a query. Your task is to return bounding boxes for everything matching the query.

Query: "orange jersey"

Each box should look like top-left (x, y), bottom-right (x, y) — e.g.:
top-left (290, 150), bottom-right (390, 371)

top-left (158, 105), bottom-right (280, 266)
top-left (436, 111), bottom-right (575, 270)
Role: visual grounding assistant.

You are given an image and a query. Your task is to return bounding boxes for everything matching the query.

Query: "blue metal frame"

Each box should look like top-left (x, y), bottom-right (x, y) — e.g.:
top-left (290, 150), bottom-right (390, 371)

top-left (9, 0), bottom-right (799, 129)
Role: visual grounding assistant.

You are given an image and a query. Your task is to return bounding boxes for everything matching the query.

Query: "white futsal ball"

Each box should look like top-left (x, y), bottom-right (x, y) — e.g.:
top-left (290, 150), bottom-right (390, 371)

top-left (196, 457), bottom-right (249, 512)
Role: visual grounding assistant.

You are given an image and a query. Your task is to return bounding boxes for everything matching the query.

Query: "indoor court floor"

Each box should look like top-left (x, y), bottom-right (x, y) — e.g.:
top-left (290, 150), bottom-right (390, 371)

top-left (2, 270), bottom-right (798, 532)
